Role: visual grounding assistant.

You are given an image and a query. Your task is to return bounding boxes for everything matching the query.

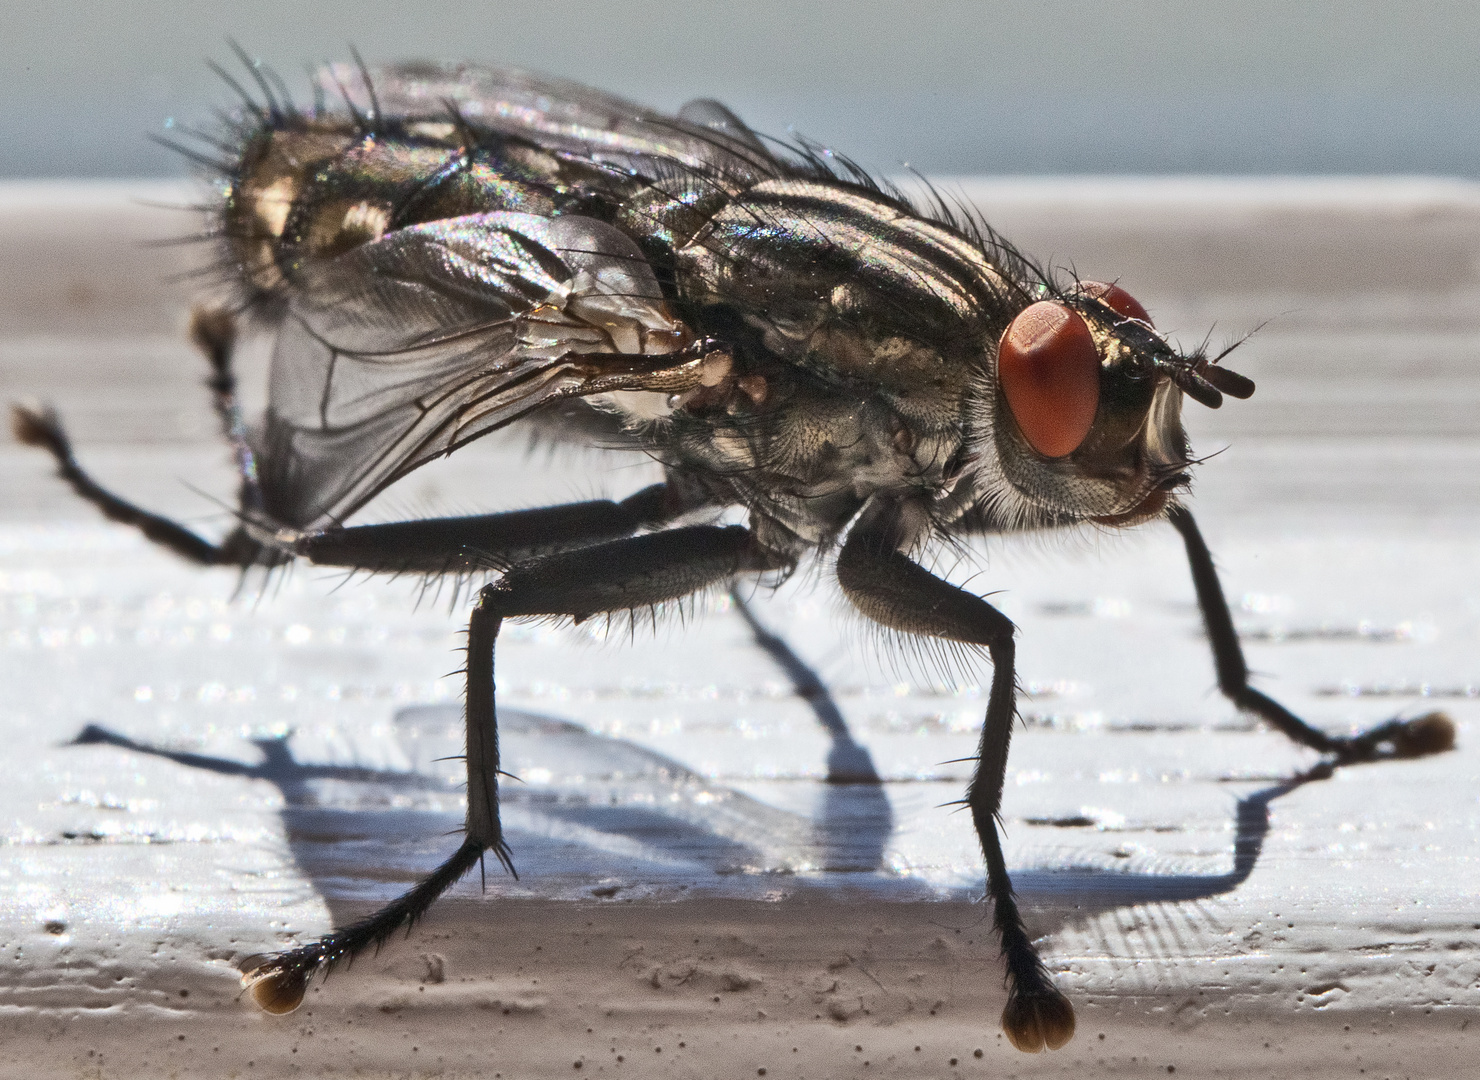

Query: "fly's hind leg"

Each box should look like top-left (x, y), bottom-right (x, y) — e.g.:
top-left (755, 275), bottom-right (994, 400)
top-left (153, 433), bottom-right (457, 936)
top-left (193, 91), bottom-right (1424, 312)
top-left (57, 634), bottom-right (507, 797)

top-left (1168, 505), bottom-right (1455, 763)
top-left (835, 524), bottom-right (1075, 1053)
top-left (240, 523), bottom-right (768, 1013)
top-left (11, 304), bottom-right (267, 567)
top-left (11, 401), bottom-right (247, 565)
top-left (282, 482), bottom-right (689, 576)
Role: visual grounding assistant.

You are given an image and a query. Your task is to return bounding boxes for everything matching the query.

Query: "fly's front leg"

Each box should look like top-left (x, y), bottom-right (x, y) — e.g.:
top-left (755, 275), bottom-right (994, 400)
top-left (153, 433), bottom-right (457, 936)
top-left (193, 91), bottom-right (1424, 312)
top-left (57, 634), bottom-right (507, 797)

top-left (240, 523), bottom-right (765, 1014)
top-left (1168, 505), bottom-right (1455, 763)
top-left (835, 528), bottom-right (1075, 1053)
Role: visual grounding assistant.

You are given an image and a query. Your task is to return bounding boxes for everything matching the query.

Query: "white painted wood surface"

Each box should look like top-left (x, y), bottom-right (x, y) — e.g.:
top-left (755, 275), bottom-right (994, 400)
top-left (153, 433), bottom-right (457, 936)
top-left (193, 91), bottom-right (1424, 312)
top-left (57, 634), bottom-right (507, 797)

top-left (2, 180), bottom-right (1477, 1039)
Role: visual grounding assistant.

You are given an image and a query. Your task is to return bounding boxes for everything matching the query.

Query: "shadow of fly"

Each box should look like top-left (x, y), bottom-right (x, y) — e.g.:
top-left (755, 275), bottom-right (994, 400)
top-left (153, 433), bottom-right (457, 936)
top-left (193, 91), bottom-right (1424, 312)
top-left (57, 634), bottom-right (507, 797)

top-left (12, 50), bottom-right (1455, 1052)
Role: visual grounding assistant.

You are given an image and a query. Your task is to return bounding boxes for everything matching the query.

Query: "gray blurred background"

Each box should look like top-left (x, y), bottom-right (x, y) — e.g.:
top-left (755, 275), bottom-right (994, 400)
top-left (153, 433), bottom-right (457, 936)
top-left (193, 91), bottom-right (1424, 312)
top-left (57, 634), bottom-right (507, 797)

top-left (6, 0), bottom-right (1480, 178)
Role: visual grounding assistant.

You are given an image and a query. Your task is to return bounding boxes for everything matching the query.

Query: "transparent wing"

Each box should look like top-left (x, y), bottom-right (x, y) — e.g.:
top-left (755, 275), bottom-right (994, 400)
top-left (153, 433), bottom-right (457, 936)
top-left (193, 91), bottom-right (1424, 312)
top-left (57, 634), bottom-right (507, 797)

top-left (258, 211), bottom-right (697, 529)
top-left (321, 61), bottom-right (780, 184)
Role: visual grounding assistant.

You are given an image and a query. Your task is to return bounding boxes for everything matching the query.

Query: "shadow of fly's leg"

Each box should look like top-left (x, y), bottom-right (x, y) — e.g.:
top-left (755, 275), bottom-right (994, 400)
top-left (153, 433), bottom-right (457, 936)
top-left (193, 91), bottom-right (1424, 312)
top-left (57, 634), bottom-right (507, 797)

top-left (240, 523), bottom-right (767, 1014)
top-left (1167, 505), bottom-right (1455, 763)
top-left (834, 527), bottom-right (1075, 1053)
top-left (729, 589), bottom-right (880, 783)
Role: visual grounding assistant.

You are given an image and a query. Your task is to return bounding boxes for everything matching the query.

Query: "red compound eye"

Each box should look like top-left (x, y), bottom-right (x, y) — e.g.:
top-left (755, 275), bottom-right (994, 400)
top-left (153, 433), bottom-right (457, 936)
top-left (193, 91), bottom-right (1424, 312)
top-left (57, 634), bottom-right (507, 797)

top-left (1077, 280), bottom-right (1153, 326)
top-left (998, 301), bottom-right (1101, 459)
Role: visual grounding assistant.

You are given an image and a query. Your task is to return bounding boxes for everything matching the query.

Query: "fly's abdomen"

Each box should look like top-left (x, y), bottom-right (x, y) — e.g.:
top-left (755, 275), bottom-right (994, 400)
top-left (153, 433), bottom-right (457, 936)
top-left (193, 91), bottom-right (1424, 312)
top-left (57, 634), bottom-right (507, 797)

top-left (222, 117), bottom-right (563, 304)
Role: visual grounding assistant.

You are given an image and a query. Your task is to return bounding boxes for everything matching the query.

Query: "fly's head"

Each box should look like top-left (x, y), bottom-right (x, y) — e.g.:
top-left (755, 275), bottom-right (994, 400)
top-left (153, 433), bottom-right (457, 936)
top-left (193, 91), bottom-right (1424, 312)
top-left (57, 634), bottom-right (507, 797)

top-left (973, 280), bottom-right (1254, 528)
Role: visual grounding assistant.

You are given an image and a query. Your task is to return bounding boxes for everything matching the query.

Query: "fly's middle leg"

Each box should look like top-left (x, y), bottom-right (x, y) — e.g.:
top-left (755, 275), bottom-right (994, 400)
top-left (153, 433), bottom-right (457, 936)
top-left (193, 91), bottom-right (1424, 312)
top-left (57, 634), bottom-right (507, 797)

top-left (836, 527), bottom-right (1076, 1053)
top-left (1168, 505), bottom-right (1455, 763)
top-left (240, 523), bottom-right (765, 1013)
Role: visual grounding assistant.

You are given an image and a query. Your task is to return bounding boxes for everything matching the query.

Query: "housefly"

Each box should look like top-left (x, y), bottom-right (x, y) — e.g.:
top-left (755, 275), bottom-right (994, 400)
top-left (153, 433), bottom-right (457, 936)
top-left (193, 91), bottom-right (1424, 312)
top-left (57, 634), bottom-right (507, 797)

top-left (12, 54), bottom-right (1456, 1053)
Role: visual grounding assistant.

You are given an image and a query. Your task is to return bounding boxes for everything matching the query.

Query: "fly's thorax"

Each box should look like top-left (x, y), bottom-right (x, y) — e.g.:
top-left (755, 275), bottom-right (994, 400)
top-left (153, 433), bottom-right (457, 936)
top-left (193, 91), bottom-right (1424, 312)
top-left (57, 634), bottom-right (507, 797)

top-left (670, 180), bottom-right (1001, 339)
top-left (613, 178), bottom-right (737, 254)
top-left (644, 179), bottom-right (1011, 541)
top-left (655, 372), bottom-right (970, 556)
top-left (802, 320), bottom-right (976, 435)
top-left (660, 181), bottom-right (996, 454)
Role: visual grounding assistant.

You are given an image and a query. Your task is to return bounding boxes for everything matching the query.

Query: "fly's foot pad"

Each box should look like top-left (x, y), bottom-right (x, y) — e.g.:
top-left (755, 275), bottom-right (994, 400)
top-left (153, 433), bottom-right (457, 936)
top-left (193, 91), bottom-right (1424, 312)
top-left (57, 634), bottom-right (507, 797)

top-left (10, 403), bottom-right (67, 456)
top-left (1001, 983), bottom-right (1075, 1053)
top-left (1389, 712), bottom-right (1456, 758)
top-left (189, 304), bottom-right (238, 372)
top-left (240, 955), bottom-right (314, 1015)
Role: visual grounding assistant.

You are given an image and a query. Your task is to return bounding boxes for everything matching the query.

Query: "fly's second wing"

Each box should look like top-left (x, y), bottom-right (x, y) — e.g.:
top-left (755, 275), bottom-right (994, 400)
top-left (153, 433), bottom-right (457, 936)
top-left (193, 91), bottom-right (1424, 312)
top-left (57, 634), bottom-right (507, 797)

top-left (258, 211), bottom-right (700, 530)
top-left (323, 61), bottom-right (780, 187)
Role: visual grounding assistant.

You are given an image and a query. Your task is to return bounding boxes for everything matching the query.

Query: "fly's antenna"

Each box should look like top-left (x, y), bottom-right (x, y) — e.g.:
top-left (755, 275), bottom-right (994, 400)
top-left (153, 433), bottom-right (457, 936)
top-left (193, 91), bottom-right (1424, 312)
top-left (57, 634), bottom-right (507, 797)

top-left (1195, 360), bottom-right (1256, 400)
top-left (1075, 290), bottom-right (1257, 410)
top-left (1161, 322), bottom-right (1262, 406)
top-left (1148, 346), bottom-right (1255, 409)
top-left (1207, 321), bottom-right (1268, 368)
top-left (1158, 357), bottom-right (1225, 409)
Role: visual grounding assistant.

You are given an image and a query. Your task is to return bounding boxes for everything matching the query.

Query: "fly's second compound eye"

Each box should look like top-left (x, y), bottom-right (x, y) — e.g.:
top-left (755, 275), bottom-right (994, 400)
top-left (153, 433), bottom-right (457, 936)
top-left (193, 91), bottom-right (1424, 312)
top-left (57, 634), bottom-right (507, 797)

top-left (997, 301), bottom-right (1101, 458)
top-left (1076, 280), bottom-right (1153, 326)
